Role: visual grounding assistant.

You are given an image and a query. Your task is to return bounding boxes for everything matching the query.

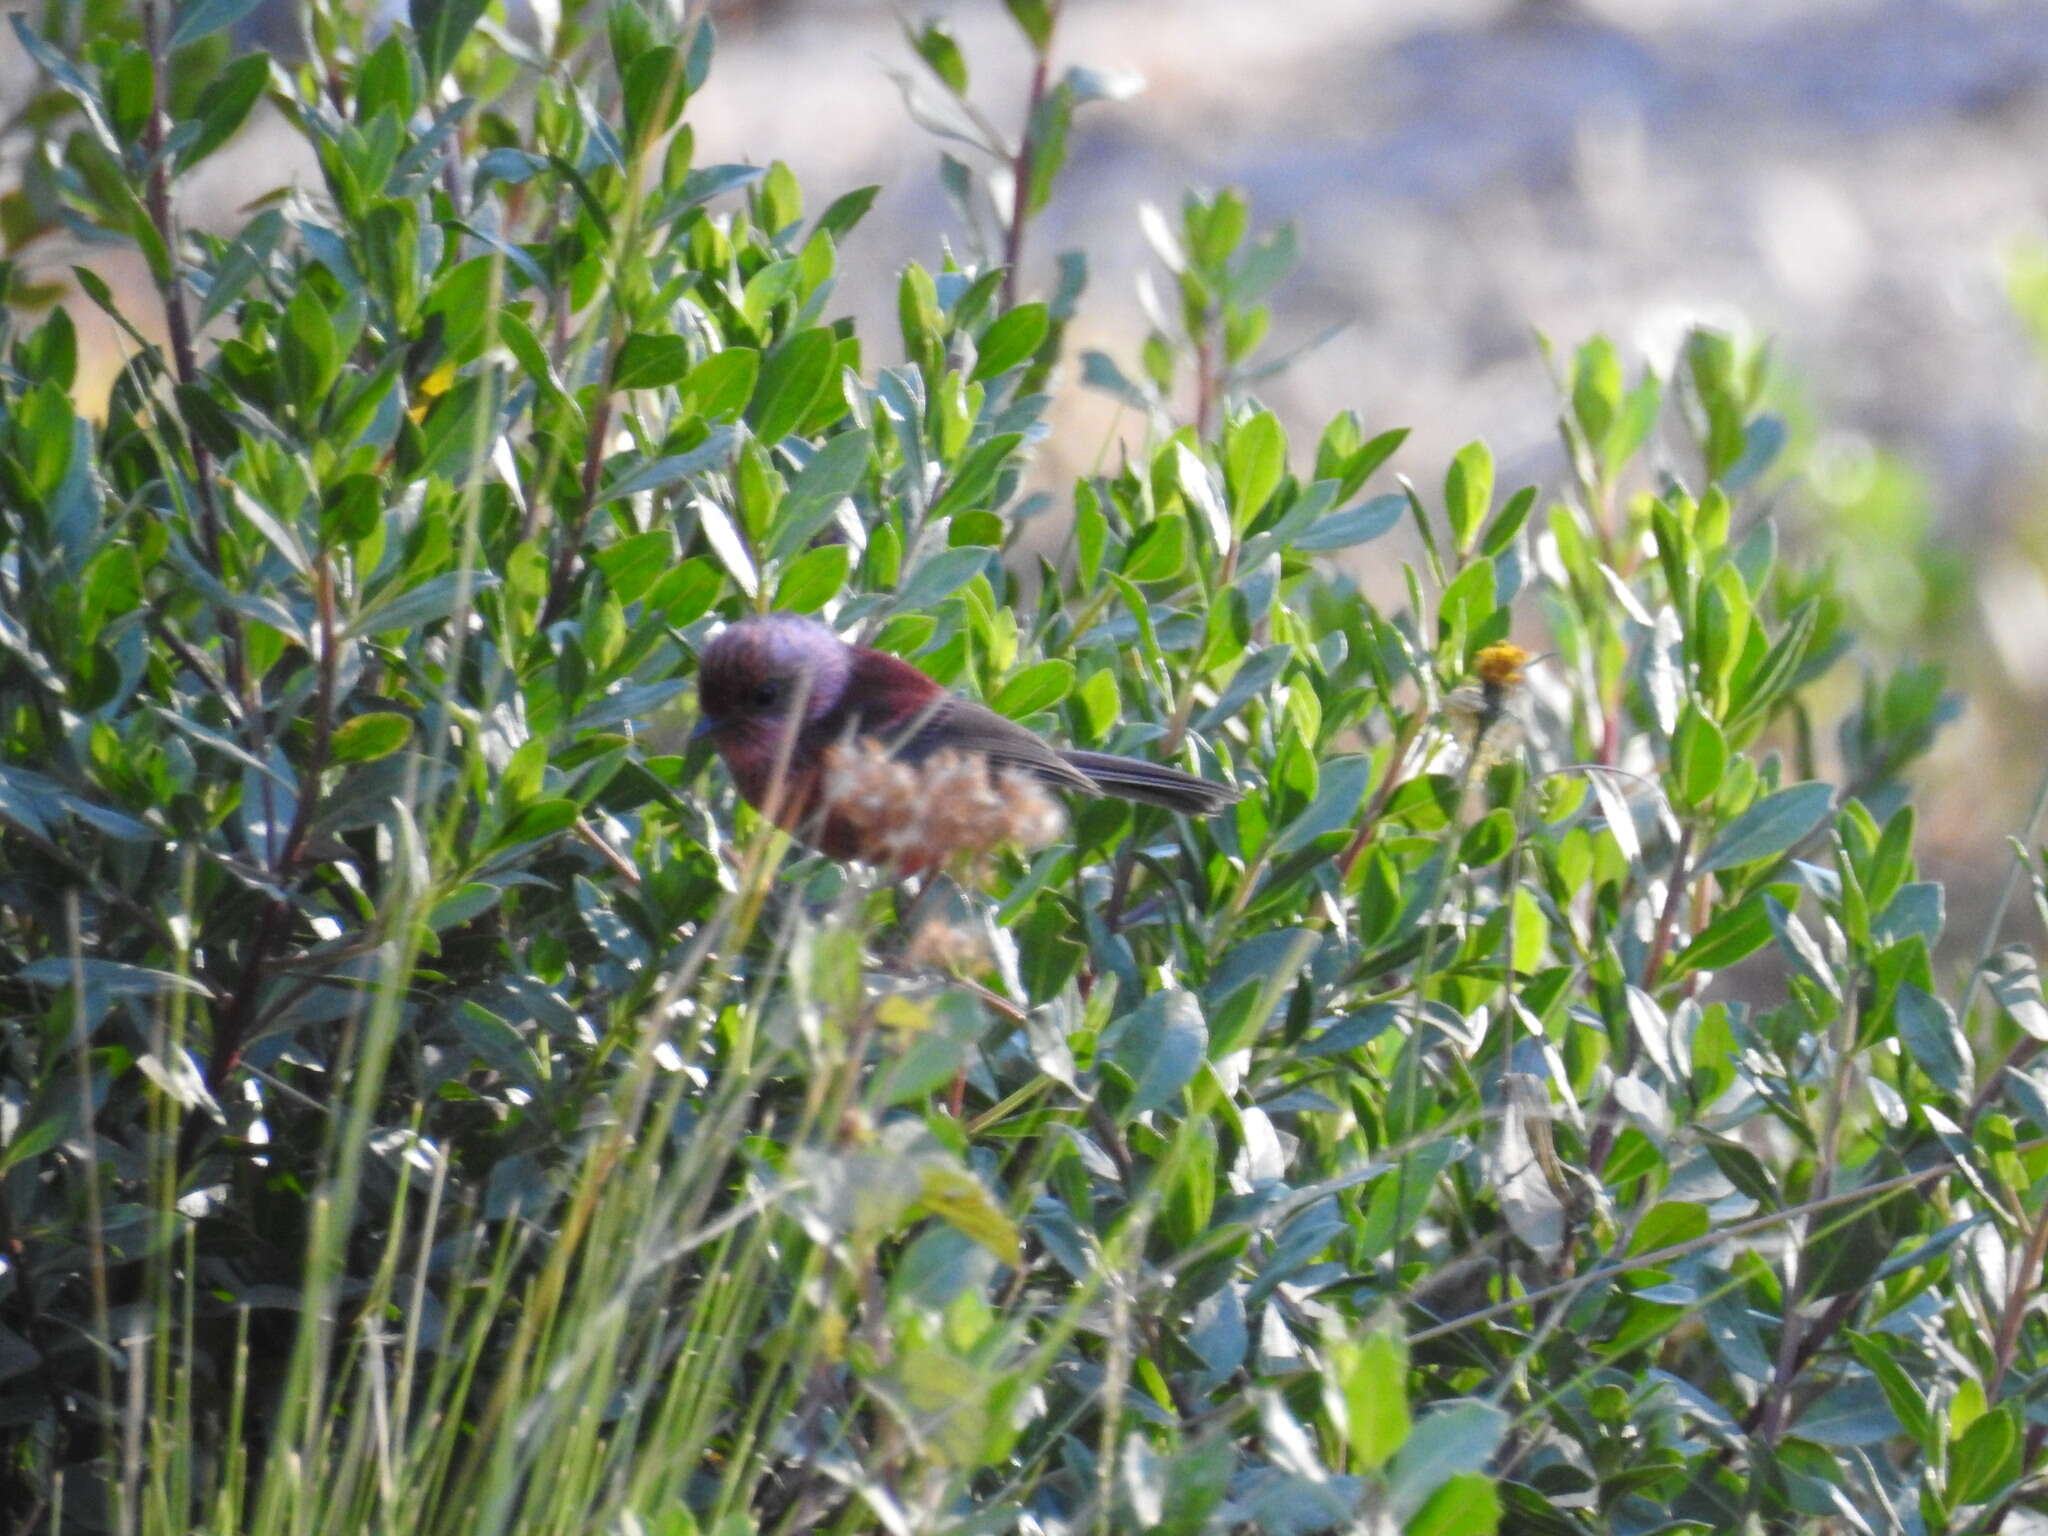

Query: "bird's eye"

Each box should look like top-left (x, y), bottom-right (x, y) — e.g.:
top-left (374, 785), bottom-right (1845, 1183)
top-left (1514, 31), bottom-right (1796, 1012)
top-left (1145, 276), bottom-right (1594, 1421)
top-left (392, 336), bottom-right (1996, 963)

top-left (750, 680), bottom-right (783, 709)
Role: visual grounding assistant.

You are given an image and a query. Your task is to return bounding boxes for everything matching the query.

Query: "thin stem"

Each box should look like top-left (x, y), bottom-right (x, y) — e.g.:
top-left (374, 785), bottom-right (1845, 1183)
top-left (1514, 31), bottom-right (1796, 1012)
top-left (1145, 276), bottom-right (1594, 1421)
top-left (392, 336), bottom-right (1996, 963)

top-left (998, 6), bottom-right (1062, 312)
top-left (1992, 1195), bottom-right (2048, 1397)
top-left (544, 382), bottom-right (617, 625)
top-left (1337, 707), bottom-right (1428, 882)
top-left (1962, 757), bottom-right (2048, 1026)
top-left (136, 0), bottom-right (240, 679)
top-left (1639, 821), bottom-right (1694, 989)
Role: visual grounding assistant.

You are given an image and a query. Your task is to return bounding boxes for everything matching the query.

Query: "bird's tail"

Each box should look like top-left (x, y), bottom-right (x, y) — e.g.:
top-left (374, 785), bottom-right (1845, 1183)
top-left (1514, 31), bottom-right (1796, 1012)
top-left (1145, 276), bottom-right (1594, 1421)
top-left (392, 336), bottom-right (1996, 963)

top-left (1059, 750), bottom-right (1239, 816)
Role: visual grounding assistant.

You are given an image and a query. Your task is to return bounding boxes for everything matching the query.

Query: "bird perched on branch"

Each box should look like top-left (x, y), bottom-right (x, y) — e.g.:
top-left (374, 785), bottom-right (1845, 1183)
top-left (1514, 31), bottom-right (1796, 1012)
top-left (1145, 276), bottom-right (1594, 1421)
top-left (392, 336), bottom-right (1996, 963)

top-left (694, 613), bottom-right (1237, 868)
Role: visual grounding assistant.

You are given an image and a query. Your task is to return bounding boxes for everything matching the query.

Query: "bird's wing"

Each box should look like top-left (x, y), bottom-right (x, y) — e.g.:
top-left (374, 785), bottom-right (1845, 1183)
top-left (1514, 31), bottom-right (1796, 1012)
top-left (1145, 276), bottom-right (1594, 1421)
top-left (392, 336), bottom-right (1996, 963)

top-left (898, 695), bottom-right (1103, 795)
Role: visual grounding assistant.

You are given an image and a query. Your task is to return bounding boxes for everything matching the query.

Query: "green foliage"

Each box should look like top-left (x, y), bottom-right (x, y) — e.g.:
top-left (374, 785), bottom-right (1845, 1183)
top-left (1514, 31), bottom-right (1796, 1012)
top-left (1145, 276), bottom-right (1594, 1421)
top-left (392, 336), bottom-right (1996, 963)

top-left (0, 2), bottom-right (2041, 1534)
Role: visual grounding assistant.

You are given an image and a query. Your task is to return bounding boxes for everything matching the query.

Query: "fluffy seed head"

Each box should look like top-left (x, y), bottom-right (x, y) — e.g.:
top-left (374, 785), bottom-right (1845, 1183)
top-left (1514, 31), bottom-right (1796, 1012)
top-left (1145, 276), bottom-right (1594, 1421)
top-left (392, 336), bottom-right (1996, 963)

top-left (903, 917), bottom-right (992, 975)
top-left (820, 740), bottom-right (1065, 872)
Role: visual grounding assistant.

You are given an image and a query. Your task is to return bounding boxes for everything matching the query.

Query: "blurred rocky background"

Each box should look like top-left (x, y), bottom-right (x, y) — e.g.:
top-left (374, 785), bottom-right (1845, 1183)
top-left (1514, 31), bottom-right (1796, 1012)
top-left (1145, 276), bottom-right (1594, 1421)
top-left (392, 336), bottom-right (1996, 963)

top-left (10, 0), bottom-right (2048, 922)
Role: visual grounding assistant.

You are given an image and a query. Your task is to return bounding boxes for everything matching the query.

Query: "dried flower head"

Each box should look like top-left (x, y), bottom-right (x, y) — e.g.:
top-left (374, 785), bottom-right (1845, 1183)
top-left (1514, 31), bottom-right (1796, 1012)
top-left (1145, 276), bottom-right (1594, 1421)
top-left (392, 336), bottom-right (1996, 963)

top-left (903, 916), bottom-right (992, 975)
top-left (818, 740), bottom-right (1066, 873)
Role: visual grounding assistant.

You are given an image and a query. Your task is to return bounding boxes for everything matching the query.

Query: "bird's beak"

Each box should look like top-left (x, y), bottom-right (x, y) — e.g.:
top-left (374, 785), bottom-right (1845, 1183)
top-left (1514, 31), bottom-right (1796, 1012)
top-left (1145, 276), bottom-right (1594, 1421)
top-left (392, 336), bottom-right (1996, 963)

top-left (690, 715), bottom-right (720, 743)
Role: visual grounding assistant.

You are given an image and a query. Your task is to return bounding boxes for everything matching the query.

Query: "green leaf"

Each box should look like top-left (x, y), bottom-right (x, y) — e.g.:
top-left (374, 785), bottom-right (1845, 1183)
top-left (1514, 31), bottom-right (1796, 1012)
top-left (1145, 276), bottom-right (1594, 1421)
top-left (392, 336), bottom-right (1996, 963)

top-left (170, 0), bottom-right (266, 47)
top-left (911, 21), bottom-right (969, 94)
top-left (18, 958), bottom-right (211, 998)
top-left (739, 258), bottom-right (799, 330)
top-left (592, 530), bottom-right (675, 605)
top-left (1947, 1403), bottom-right (2021, 1510)
top-left (773, 544), bottom-right (850, 613)
top-left (1333, 1332), bottom-right (1410, 1471)
top-left (749, 328), bottom-right (836, 443)
top-left (1457, 807), bottom-right (1515, 867)
top-left (991, 659), bottom-right (1074, 718)
top-left (418, 370), bottom-right (508, 484)
top-left (409, 0), bottom-right (490, 84)
top-left (1113, 989), bottom-right (1206, 1120)
top-left (613, 332), bottom-right (693, 390)
top-left (916, 1162), bottom-right (1020, 1266)
top-left (1294, 493), bottom-right (1404, 553)
top-left (770, 429), bottom-right (870, 559)
top-left (605, 426), bottom-right (740, 503)
top-left (1697, 782), bottom-right (1833, 873)
top-left (1173, 443), bottom-right (1231, 555)
top-left (1225, 410), bottom-right (1285, 532)
top-left (1627, 1200), bottom-right (1708, 1256)
top-left (430, 882), bottom-right (504, 931)
top-left (1024, 82), bottom-right (1072, 215)
top-left (176, 51), bottom-right (270, 171)
top-left (1124, 514), bottom-right (1189, 584)
top-left (348, 572), bottom-right (497, 639)
top-left (1443, 440), bottom-right (1493, 554)
top-left (621, 44), bottom-right (689, 147)
top-left (970, 303), bottom-right (1049, 382)
top-left (329, 712), bottom-right (413, 764)
top-left (0, 1114), bottom-right (62, 1175)
top-left (1848, 1334), bottom-right (1933, 1452)
top-left (1664, 893), bottom-right (1773, 980)
top-left (1672, 702), bottom-right (1727, 810)
top-left (1571, 335), bottom-right (1621, 449)
top-left (890, 546), bottom-right (990, 612)
top-left (1478, 484), bottom-right (1536, 559)
top-left (814, 184), bottom-right (880, 241)
top-left (1274, 754), bottom-right (1372, 855)
top-left (1404, 1474), bottom-right (1500, 1536)
top-left (1894, 983), bottom-right (1972, 1097)
top-left (681, 348), bottom-right (759, 423)
top-left (278, 283), bottom-right (340, 412)
top-left (1003, 0), bottom-right (1055, 51)
top-left (1389, 1400), bottom-right (1507, 1519)
top-left (928, 432), bottom-right (1023, 524)
top-left (496, 797), bottom-right (578, 848)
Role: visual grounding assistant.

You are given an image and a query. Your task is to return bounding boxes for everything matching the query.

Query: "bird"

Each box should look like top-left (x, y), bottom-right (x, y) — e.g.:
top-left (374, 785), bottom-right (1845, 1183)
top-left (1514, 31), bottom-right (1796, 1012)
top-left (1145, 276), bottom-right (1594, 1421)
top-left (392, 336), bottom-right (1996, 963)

top-left (693, 613), bottom-right (1238, 865)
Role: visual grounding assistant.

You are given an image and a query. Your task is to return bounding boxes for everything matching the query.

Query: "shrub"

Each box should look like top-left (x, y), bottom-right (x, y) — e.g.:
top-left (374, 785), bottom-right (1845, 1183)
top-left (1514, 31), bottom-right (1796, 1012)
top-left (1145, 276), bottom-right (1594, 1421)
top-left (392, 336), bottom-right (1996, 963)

top-left (0, 2), bottom-right (2041, 1532)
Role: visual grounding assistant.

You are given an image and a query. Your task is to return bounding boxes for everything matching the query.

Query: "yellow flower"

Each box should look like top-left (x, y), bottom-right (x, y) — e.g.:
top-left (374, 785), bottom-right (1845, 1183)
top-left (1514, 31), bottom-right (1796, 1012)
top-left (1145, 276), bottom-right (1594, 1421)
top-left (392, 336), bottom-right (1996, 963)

top-left (1443, 643), bottom-right (1534, 773)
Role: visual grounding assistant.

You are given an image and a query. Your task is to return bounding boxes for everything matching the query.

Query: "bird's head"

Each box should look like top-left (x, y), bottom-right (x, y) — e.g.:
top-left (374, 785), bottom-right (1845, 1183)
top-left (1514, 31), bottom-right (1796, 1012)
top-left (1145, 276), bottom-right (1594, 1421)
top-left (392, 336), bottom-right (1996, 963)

top-left (694, 614), bottom-right (852, 744)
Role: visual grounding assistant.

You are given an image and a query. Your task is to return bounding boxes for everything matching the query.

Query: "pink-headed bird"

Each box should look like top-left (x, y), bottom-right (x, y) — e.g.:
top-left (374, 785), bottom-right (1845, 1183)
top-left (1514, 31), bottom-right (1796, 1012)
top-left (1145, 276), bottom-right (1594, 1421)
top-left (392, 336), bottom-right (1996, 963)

top-left (694, 614), bottom-right (1237, 864)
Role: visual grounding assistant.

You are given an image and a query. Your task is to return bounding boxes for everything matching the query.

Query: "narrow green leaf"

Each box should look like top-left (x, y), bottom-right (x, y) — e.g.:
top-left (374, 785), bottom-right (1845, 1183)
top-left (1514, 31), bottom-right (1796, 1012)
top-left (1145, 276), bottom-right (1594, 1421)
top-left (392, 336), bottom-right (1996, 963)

top-left (176, 51), bottom-right (270, 171)
top-left (749, 328), bottom-right (836, 443)
top-left (991, 659), bottom-right (1074, 718)
top-left (1672, 702), bottom-right (1727, 810)
top-left (772, 544), bottom-right (850, 613)
top-left (1114, 989), bottom-right (1206, 1120)
top-left (1443, 440), bottom-right (1494, 554)
top-left (330, 712), bottom-right (413, 764)
top-left (1333, 1332), bottom-right (1410, 1470)
top-left (613, 332), bottom-right (693, 390)
top-left (1665, 894), bottom-right (1773, 980)
top-left (496, 797), bottom-right (578, 848)
top-left (409, 0), bottom-right (490, 83)
top-left (1894, 983), bottom-right (1972, 1097)
top-left (1697, 782), bottom-right (1833, 873)
top-left (970, 302), bottom-right (1049, 382)
top-left (170, 0), bottom-right (266, 48)
top-left (681, 349), bottom-right (758, 423)
top-left (1123, 514), bottom-right (1189, 584)
top-left (1405, 1473), bottom-right (1500, 1536)
top-left (1225, 410), bottom-right (1285, 532)
top-left (347, 572), bottom-right (497, 639)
